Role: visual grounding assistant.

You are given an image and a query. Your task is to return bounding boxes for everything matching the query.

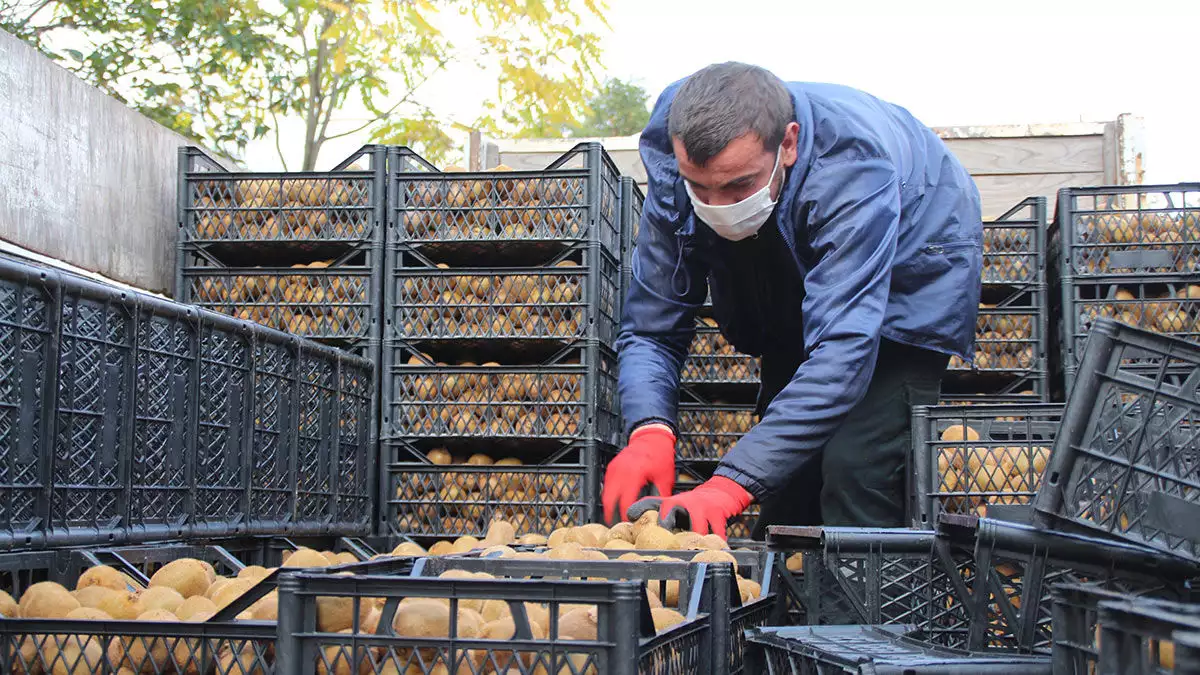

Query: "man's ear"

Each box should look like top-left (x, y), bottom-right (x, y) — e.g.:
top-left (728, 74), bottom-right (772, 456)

top-left (781, 122), bottom-right (801, 168)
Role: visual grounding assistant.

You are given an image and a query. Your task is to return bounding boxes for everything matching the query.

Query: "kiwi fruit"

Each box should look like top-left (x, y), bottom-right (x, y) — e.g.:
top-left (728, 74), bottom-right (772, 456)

top-left (45, 631), bottom-right (104, 675)
top-left (283, 548), bottom-right (331, 569)
top-left (390, 542), bottom-right (427, 557)
top-left (651, 607), bottom-right (687, 632)
top-left (428, 541), bottom-right (456, 556)
top-left (149, 559), bottom-right (211, 599)
top-left (72, 585), bottom-right (116, 611)
top-left (122, 610), bottom-right (177, 671)
top-left (483, 520), bottom-right (517, 546)
top-left (451, 536), bottom-right (481, 554)
top-left (698, 534), bottom-right (729, 550)
top-left (635, 524), bottom-right (679, 550)
top-left (315, 594), bottom-right (374, 633)
top-left (691, 549), bottom-right (738, 572)
top-left (249, 591), bottom-right (279, 621)
top-left (559, 606), bottom-right (598, 640)
top-left (632, 509), bottom-right (660, 538)
top-left (138, 586), bottom-right (185, 614)
top-left (211, 578), bottom-right (256, 610)
top-left (607, 522), bottom-right (636, 544)
top-left (548, 542), bottom-right (586, 560)
top-left (76, 565), bottom-right (129, 592)
top-left (175, 595), bottom-right (217, 621)
top-left (20, 582), bottom-right (80, 618)
top-left (237, 566), bottom-right (272, 583)
top-left (577, 523), bottom-right (611, 547)
top-left (517, 533), bottom-right (548, 546)
top-left (603, 539), bottom-right (634, 550)
top-left (737, 577), bottom-right (762, 603)
top-left (481, 545), bottom-right (517, 558)
top-left (0, 589), bottom-right (17, 617)
top-left (673, 531), bottom-right (705, 550)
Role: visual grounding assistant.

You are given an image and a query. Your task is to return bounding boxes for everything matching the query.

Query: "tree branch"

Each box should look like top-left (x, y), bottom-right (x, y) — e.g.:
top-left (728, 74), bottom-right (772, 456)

top-left (269, 107), bottom-right (290, 171)
top-left (321, 59), bottom-right (448, 141)
top-left (16, 0), bottom-right (54, 29)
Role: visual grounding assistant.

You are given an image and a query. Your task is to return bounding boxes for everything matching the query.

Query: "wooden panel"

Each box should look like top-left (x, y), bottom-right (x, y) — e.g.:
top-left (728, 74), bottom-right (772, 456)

top-left (974, 172), bottom-right (1105, 219)
top-left (941, 135), bottom-right (1104, 176)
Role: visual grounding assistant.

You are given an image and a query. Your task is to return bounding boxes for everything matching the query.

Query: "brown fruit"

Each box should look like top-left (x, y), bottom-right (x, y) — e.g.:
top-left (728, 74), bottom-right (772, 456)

top-left (249, 591), bottom-right (279, 621)
top-left (46, 632), bottom-right (104, 675)
top-left (211, 578), bottom-right (257, 610)
top-left (940, 425), bottom-right (980, 442)
top-left (20, 582), bottom-right (81, 618)
top-left (316, 594), bottom-right (374, 633)
top-left (603, 539), bottom-right (634, 550)
top-left (0, 589), bottom-right (17, 617)
top-left (673, 531), bottom-right (705, 550)
top-left (451, 536), bottom-right (481, 554)
top-left (283, 548), bottom-right (331, 569)
top-left (391, 542), bottom-right (427, 557)
top-left (77, 565), bottom-right (129, 592)
top-left (123, 610), bottom-right (177, 671)
top-left (691, 549), bottom-right (738, 572)
top-left (517, 534), bottom-right (548, 546)
top-left (698, 534), bottom-right (729, 550)
top-left (73, 585), bottom-right (116, 610)
top-left (635, 525), bottom-right (679, 550)
top-left (651, 607), bottom-right (687, 632)
top-left (738, 577), bottom-right (762, 603)
top-left (559, 606), bottom-right (598, 640)
top-left (481, 545), bottom-right (517, 558)
top-left (175, 595), bottom-right (217, 621)
top-left (428, 541), bottom-right (456, 556)
top-left (607, 522), bottom-right (636, 544)
top-left (149, 559), bottom-right (211, 599)
top-left (548, 543), bottom-right (587, 560)
top-left (483, 520), bottom-right (517, 546)
top-left (427, 448), bottom-right (453, 465)
top-left (237, 566), bottom-right (272, 583)
top-left (138, 586), bottom-right (185, 614)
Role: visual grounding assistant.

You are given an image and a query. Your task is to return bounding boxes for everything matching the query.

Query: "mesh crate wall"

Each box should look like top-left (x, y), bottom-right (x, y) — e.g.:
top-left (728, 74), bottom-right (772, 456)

top-left (945, 197), bottom-right (1050, 402)
top-left (0, 254), bottom-right (375, 550)
top-left (1051, 183), bottom-right (1200, 394)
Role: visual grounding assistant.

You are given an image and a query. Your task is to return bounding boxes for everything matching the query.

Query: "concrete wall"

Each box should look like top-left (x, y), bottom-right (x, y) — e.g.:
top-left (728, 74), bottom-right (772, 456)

top-left (0, 30), bottom-right (193, 294)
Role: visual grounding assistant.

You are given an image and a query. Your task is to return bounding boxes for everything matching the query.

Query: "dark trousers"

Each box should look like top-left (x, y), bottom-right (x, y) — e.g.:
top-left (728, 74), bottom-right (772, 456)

top-left (751, 339), bottom-right (949, 535)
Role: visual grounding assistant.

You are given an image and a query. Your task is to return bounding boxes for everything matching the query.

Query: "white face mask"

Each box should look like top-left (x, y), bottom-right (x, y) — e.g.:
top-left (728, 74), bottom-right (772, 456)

top-left (685, 148), bottom-right (782, 241)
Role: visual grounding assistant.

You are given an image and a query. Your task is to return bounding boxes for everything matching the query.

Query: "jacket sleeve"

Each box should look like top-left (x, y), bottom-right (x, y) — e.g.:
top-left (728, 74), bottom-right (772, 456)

top-left (714, 158), bottom-right (900, 500)
top-left (614, 85), bottom-right (709, 436)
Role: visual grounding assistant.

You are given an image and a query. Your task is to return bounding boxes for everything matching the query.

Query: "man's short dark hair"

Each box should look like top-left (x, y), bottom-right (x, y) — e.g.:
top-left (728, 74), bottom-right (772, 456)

top-left (668, 62), bottom-right (793, 167)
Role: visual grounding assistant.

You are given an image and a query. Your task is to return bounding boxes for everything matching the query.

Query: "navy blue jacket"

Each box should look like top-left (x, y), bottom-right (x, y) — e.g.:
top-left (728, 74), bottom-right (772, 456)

top-left (616, 79), bottom-right (983, 502)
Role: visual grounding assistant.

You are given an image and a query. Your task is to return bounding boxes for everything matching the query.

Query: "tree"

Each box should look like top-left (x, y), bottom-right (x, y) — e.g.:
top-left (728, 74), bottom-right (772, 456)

top-left (569, 78), bottom-right (651, 138)
top-left (1, 0), bottom-right (609, 169)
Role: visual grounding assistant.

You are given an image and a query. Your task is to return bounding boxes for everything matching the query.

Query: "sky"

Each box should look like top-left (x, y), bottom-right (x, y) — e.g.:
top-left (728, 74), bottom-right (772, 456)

top-left (245, 0), bottom-right (1200, 184)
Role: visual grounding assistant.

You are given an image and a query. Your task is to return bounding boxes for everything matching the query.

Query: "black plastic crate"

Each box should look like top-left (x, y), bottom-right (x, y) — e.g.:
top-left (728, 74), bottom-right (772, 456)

top-left (1098, 596), bottom-right (1200, 674)
top-left (744, 625), bottom-right (1051, 674)
top-left (909, 404), bottom-right (1064, 527)
top-left (767, 526), bottom-right (975, 650)
top-left (388, 142), bottom-right (622, 266)
top-left (381, 341), bottom-right (620, 446)
top-left (944, 293), bottom-right (1050, 400)
top-left (1055, 276), bottom-right (1200, 393)
top-left (982, 197), bottom-right (1047, 288)
top-left (620, 176), bottom-right (645, 302)
top-left (411, 554), bottom-right (774, 675)
top-left (683, 319), bottom-right (761, 391)
top-left (1053, 183), bottom-right (1200, 280)
top-left (179, 252), bottom-right (379, 354)
top-left (177, 144), bottom-right (390, 265)
top-left (0, 259), bottom-right (57, 548)
top-left (938, 514), bottom-right (1198, 654)
top-left (274, 569), bottom-right (714, 675)
top-left (677, 403), bottom-right (757, 462)
top-left (1033, 318), bottom-right (1200, 563)
top-left (384, 439), bottom-right (606, 540)
top-left (387, 253), bottom-right (622, 347)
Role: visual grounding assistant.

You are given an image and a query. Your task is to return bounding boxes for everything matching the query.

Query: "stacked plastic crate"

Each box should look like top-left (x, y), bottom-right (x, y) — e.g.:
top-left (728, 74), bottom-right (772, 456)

top-left (942, 197), bottom-right (1051, 404)
top-left (176, 144), bottom-right (393, 368)
top-left (1050, 183), bottom-right (1200, 395)
top-left (381, 143), bottom-right (624, 541)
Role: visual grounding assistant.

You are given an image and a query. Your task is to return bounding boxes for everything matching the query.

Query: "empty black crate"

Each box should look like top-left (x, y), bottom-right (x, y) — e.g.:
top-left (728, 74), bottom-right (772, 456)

top-left (909, 403), bottom-right (1063, 527)
top-left (1033, 318), bottom-right (1200, 563)
top-left (177, 144), bottom-right (389, 263)
top-left (388, 142), bottom-right (622, 266)
top-left (387, 252), bottom-right (622, 347)
top-left (767, 526), bottom-right (975, 649)
top-left (381, 341), bottom-right (619, 446)
top-left (274, 569), bottom-right (714, 675)
top-left (744, 625), bottom-right (1051, 674)
top-left (384, 438), bottom-right (605, 540)
top-left (938, 514), bottom-right (1197, 654)
top-left (1053, 183), bottom-right (1200, 280)
top-left (0, 254), bottom-right (375, 549)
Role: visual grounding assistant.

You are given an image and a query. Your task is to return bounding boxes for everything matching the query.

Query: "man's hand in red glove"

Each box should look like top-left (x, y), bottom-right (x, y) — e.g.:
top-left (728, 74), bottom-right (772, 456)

top-left (601, 424), bottom-right (677, 525)
top-left (625, 476), bottom-right (753, 539)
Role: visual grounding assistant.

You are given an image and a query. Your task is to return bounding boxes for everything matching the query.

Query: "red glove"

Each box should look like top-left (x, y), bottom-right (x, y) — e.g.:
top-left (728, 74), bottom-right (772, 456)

top-left (602, 424), bottom-right (676, 525)
top-left (626, 476), bottom-right (753, 539)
